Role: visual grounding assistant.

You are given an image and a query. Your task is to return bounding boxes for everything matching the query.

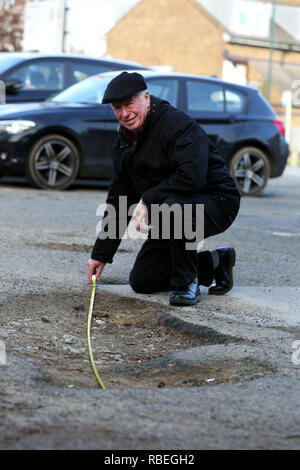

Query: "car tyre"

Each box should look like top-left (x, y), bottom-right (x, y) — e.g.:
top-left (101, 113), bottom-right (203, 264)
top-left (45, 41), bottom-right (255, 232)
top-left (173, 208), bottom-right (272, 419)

top-left (229, 146), bottom-right (270, 197)
top-left (25, 134), bottom-right (80, 190)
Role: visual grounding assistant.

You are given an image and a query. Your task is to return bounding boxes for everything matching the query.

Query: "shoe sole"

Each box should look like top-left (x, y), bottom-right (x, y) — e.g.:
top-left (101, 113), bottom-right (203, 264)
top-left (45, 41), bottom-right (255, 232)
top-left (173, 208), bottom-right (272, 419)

top-left (169, 294), bottom-right (202, 306)
top-left (209, 247), bottom-right (236, 296)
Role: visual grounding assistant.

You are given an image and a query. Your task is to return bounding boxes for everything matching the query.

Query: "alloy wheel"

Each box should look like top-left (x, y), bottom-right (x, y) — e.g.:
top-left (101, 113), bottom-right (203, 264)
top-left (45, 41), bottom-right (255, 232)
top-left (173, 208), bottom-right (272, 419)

top-left (231, 147), bottom-right (270, 196)
top-left (26, 134), bottom-right (80, 190)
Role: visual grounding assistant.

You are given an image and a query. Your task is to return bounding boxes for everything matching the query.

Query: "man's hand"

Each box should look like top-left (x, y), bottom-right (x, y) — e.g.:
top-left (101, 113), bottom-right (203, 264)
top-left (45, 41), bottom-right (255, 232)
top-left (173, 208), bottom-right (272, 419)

top-left (134, 199), bottom-right (149, 233)
top-left (87, 259), bottom-right (106, 283)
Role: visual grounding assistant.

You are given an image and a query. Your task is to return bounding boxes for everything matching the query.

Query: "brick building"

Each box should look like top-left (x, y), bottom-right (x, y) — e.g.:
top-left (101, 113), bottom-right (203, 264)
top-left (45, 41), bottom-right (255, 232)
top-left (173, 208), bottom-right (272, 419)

top-left (106, 0), bottom-right (225, 78)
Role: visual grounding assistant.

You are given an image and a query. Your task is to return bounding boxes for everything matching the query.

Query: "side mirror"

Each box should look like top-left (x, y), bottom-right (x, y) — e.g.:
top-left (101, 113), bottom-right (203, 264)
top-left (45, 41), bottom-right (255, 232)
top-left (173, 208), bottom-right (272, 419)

top-left (5, 79), bottom-right (23, 95)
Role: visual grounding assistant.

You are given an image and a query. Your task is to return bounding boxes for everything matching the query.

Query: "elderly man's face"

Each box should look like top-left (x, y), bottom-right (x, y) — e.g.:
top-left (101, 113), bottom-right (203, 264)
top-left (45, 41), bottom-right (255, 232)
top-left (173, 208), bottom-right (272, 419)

top-left (111, 91), bottom-right (150, 133)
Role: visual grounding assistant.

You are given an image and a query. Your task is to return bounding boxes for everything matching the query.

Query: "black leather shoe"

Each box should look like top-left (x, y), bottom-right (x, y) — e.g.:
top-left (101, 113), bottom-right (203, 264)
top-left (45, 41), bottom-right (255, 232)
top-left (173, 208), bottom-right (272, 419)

top-left (208, 247), bottom-right (236, 295)
top-left (170, 280), bottom-right (201, 306)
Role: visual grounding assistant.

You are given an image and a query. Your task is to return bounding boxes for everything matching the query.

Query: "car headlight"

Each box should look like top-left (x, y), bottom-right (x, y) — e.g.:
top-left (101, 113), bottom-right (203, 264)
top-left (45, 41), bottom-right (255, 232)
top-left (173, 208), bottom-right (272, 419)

top-left (0, 120), bottom-right (36, 134)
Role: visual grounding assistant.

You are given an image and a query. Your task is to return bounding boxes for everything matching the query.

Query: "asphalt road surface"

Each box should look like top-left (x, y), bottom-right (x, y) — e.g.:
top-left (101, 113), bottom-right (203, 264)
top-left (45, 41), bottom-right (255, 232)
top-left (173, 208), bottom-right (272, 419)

top-left (0, 168), bottom-right (299, 450)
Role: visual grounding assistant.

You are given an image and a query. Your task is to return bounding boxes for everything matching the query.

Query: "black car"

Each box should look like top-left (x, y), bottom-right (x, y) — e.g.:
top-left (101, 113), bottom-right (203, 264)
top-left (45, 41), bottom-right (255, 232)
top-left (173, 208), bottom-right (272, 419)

top-left (0, 52), bottom-right (148, 104)
top-left (0, 70), bottom-right (289, 196)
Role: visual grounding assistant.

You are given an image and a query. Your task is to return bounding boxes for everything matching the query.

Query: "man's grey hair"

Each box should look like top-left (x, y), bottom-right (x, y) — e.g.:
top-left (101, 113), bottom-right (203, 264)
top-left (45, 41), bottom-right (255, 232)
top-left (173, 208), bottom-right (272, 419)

top-left (137, 89), bottom-right (148, 99)
top-left (109, 89), bottom-right (149, 108)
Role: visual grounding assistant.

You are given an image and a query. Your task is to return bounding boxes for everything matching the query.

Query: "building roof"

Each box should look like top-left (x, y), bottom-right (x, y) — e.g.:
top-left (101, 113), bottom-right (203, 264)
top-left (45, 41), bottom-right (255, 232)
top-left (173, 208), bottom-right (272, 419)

top-left (250, 58), bottom-right (300, 92)
top-left (197, 0), bottom-right (300, 51)
top-left (227, 21), bottom-right (300, 51)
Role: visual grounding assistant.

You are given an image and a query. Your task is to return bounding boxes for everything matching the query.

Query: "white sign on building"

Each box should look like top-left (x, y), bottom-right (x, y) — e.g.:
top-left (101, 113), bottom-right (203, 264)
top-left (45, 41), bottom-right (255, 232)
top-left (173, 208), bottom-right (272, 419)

top-left (22, 0), bottom-right (65, 53)
top-left (22, 0), bottom-right (142, 56)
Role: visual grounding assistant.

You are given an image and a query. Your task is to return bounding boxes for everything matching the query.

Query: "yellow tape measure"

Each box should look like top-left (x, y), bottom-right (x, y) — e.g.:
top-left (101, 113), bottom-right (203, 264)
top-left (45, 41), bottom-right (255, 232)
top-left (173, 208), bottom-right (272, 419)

top-left (87, 275), bottom-right (106, 389)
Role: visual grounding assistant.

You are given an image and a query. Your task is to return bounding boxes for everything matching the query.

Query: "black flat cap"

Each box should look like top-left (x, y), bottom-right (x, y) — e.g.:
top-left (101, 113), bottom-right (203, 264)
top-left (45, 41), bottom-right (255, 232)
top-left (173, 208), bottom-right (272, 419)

top-left (102, 71), bottom-right (147, 104)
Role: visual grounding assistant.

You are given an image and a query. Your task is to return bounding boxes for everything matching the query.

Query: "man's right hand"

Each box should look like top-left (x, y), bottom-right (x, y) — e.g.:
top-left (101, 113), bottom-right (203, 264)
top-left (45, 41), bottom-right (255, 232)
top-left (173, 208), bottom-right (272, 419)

top-left (87, 259), bottom-right (106, 283)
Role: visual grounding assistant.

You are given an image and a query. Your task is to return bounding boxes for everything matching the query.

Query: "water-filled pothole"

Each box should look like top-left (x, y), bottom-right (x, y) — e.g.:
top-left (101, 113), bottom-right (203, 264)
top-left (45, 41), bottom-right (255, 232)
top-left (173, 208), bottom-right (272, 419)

top-left (2, 290), bottom-right (276, 389)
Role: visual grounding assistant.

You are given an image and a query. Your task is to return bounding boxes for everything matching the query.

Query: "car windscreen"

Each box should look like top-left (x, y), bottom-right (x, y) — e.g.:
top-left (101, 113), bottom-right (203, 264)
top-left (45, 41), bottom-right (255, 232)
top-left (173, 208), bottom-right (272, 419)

top-left (0, 55), bottom-right (26, 75)
top-left (50, 74), bottom-right (116, 104)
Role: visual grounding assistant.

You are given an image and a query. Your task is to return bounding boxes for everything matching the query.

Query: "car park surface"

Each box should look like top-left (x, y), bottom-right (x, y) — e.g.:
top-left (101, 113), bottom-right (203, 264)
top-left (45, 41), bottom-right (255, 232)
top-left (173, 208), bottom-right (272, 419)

top-left (0, 167), bottom-right (299, 450)
top-left (0, 69), bottom-right (289, 196)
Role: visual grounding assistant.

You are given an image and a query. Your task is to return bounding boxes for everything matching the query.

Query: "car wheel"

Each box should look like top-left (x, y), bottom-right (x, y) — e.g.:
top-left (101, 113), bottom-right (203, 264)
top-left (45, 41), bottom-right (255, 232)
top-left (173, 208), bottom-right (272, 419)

top-left (25, 134), bottom-right (80, 190)
top-left (230, 147), bottom-right (270, 196)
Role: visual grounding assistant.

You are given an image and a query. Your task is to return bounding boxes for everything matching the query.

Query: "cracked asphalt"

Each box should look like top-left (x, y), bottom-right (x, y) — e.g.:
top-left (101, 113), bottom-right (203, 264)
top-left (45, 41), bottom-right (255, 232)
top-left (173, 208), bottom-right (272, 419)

top-left (0, 168), bottom-right (299, 450)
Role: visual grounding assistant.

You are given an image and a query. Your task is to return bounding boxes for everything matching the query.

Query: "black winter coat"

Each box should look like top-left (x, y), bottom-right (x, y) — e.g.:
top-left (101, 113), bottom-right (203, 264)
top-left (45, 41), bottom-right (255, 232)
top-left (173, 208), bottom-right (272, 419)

top-left (91, 96), bottom-right (240, 263)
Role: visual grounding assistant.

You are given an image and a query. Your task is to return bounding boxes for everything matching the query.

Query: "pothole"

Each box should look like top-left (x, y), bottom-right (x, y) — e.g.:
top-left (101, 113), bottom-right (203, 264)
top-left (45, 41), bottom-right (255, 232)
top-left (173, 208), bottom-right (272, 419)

top-left (106, 358), bottom-right (276, 389)
top-left (2, 290), bottom-right (276, 390)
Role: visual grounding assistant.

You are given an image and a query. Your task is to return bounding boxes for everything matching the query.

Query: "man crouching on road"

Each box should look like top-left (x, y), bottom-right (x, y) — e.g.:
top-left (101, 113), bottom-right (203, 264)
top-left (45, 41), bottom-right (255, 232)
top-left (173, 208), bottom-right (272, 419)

top-left (87, 72), bottom-right (240, 306)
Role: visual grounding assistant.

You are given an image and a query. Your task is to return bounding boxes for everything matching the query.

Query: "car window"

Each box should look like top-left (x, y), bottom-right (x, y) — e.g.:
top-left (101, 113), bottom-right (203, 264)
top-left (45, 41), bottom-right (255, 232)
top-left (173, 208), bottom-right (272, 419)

top-left (186, 80), bottom-right (225, 112)
top-left (51, 74), bottom-right (113, 104)
top-left (5, 61), bottom-right (64, 90)
top-left (146, 79), bottom-right (178, 107)
top-left (71, 62), bottom-right (120, 84)
top-left (225, 89), bottom-right (246, 113)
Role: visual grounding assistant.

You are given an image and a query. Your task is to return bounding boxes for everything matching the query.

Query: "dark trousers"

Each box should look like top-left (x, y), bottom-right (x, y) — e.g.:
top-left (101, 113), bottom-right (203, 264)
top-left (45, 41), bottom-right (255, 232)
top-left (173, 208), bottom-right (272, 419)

top-left (129, 193), bottom-right (240, 293)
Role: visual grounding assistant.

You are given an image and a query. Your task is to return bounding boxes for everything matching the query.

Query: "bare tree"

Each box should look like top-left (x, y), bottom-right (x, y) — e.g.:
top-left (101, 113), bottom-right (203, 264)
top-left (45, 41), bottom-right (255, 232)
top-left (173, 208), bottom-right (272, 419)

top-left (0, 0), bottom-right (25, 52)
